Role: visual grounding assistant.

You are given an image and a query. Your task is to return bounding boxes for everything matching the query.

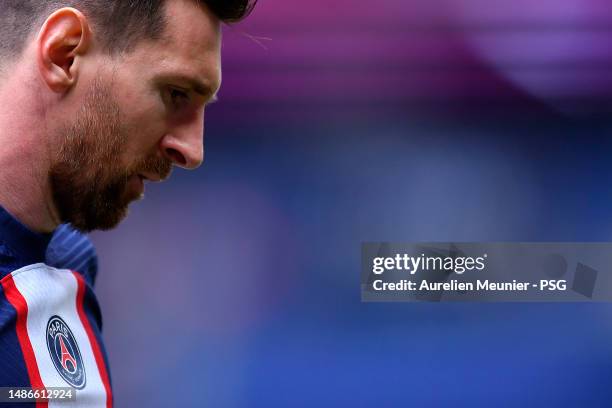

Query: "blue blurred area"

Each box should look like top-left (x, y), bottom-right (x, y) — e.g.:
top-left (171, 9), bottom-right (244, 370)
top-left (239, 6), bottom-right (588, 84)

top-left (92, 116), bottom-right (612, 407)
top-left (90, 0), bottom-right (612, 405)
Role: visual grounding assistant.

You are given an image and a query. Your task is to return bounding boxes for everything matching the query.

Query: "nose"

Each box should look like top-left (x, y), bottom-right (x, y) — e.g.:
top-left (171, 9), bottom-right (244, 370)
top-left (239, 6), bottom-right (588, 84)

top-left (159, 116), bottom-right (205, 170)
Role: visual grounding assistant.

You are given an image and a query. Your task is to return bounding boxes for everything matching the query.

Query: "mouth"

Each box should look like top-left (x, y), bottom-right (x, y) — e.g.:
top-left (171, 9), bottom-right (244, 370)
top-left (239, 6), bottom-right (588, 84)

top-left (138, 173), bottom-right (165, 183)
top-left (127, 174), bottom-right (145, 199)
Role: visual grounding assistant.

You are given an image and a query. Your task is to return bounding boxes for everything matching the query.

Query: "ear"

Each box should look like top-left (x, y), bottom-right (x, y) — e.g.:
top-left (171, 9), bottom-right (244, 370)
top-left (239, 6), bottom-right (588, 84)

top-left (36, 8), bottom-right (91, 93)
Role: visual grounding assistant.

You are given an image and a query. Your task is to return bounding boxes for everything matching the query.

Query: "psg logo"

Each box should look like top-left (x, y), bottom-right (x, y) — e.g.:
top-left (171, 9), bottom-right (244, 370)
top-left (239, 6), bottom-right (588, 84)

top-left (46, 316), bottom-right (86, 389)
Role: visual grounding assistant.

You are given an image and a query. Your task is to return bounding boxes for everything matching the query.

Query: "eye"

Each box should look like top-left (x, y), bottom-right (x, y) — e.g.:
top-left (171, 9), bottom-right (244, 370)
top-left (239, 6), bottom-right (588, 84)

top-left (167, 87), bottom-right (190, 108)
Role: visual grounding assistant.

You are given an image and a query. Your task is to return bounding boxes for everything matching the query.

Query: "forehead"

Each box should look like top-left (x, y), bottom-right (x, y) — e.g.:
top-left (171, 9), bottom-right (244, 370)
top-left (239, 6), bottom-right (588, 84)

top-left (119, 0), bottom-right (222, 95)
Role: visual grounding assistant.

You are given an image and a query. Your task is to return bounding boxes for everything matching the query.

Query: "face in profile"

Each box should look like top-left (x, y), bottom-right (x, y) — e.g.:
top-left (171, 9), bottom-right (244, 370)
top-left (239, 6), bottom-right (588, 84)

top-left (48, 0), bottom-right (222, 232)
top-left (49, 78), bottom-right (173, 232)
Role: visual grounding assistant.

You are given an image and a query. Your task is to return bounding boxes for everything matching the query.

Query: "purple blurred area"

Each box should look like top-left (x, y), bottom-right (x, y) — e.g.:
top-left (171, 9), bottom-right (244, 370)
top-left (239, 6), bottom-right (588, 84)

top-left (218, 0), bottom-right (612, 119)
top-left (92, 1), bottom-right (612, 407)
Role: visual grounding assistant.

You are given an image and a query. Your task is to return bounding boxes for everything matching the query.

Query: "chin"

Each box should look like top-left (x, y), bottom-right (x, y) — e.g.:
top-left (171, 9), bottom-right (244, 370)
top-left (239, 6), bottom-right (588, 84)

top-left (70, 204), bottom-right (131, 233)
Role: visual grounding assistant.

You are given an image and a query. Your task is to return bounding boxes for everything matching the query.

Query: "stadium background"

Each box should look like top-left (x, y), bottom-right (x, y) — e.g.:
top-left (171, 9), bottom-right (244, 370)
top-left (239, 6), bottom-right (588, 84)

top-left (92, 0), bottom-right (612, 406)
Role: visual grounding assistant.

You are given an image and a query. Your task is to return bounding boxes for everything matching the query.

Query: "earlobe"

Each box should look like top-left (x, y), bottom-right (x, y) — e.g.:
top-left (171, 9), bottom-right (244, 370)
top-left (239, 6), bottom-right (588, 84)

top-left (37, 8), bottom-right (91, 93)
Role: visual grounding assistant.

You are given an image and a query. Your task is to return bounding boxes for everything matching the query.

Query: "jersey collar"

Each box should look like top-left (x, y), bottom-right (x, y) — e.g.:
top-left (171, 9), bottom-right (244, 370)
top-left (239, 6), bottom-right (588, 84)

top-left (0, 205), bottom-right (53, 268)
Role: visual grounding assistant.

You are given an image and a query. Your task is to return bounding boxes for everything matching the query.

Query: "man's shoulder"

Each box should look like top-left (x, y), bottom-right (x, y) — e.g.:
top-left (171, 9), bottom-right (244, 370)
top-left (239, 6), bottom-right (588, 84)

top-left (46, 224), bottom-right (98, 287)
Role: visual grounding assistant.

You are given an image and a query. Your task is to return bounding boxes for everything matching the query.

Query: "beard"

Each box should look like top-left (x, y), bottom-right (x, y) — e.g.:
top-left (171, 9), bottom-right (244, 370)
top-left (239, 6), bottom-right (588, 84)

top-left (49, 78), bottom-right (172, 233)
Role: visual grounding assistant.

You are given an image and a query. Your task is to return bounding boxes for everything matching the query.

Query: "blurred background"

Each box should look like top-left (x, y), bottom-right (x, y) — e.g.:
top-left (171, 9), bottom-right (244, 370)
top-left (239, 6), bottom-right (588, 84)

top-left (92, 0), bottom-right (612, 406)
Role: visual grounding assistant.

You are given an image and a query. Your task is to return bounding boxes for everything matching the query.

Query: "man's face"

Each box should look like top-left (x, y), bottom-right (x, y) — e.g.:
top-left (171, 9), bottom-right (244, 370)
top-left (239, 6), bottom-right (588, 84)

top-left (50, 0), bottom-right (222, 232)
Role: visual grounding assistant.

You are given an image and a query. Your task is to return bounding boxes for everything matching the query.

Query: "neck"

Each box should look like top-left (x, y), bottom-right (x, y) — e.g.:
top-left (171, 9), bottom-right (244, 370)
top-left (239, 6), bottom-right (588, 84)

top-left (0, 76), bottom-right (60, 234)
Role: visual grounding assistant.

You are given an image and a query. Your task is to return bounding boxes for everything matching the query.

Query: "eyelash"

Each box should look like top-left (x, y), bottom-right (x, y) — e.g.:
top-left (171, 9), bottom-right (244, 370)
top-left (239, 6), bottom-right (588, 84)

top-left (167, 87), bottom-right (190, 108)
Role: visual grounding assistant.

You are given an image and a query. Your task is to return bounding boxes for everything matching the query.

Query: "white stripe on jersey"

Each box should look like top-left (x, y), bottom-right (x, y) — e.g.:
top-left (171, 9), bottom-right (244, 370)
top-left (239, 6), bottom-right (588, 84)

top-left (10, 263), bottom-right (108, 407)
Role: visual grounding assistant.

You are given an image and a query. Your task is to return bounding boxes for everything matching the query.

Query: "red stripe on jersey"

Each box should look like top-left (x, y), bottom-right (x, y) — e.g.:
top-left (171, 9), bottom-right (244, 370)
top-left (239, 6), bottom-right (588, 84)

top-left (1, 274), bottom-right (48, 408)
top-left (73, 271), bottom-right (113, 407)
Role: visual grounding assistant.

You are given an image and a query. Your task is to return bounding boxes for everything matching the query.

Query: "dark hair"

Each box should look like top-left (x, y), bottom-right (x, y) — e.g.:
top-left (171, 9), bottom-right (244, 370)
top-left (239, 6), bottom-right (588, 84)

top-left (0, 0), bottom-right (256, 58)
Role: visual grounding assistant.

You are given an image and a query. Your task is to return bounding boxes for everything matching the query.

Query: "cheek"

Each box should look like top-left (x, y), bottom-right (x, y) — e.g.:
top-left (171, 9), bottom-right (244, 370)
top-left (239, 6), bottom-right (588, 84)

top-left (112, 74), bottom-right (169, 156)
top-left (167, 105), bottom-right (201, 127)
top-left (119, 103), bottom-right (168, 159)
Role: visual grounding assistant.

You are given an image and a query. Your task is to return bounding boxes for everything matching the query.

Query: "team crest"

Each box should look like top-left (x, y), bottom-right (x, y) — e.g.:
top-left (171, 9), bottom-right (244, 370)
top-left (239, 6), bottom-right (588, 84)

top-left (46, 316), bottom-right (86, 389)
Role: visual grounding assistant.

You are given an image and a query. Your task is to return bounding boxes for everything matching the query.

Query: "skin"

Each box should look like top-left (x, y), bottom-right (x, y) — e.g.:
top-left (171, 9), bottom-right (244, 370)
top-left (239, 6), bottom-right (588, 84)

top-left (0, 0), bottom-right (221, 233)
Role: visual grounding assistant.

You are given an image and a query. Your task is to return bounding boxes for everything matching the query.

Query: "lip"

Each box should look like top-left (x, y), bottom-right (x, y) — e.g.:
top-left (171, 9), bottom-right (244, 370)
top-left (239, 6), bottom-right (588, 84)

top-left (138, 173), bottom-right (163, 183)
top-left (128, 174), bottom-right (145, 198)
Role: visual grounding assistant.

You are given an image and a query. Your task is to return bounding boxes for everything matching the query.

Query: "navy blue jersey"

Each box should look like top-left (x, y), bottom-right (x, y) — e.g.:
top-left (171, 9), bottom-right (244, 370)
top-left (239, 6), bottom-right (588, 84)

top-left (0, 206), bottom-right (112, 407)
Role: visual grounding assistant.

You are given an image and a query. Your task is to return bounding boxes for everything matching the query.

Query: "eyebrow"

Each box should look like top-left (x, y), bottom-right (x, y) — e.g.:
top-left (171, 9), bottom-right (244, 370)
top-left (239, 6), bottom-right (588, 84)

top-left (162, 74), bottom-right (219, 103)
